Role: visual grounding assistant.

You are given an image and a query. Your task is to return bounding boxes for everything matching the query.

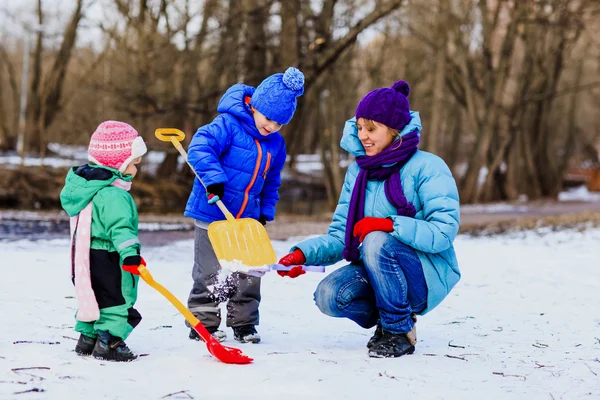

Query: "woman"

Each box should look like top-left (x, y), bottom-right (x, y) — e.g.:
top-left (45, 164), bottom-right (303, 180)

top-left (278, 80), bottom-right (460, 358)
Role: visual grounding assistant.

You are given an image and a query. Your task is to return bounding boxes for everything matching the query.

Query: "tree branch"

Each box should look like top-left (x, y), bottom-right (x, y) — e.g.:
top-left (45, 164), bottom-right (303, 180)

top-left (305, 0), bottom-right (404, 90)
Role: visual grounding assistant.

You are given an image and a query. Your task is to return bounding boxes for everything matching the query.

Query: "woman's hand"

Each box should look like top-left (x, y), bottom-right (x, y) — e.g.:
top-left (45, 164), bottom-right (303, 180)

top-left (277, 249), bottom-right (307, 278)
top-left (353, 217), bottom-right (394, 242)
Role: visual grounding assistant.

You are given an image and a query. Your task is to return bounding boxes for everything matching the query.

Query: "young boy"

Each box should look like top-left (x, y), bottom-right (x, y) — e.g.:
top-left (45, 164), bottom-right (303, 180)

top-left (184, 67), bottom-right (304, 343)
top-left (60, 120), bottom-right (147, 362)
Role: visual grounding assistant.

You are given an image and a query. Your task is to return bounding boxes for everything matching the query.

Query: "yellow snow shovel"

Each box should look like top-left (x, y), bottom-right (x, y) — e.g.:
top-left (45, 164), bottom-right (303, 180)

top-left (154, 128), bottom-right (277, 267)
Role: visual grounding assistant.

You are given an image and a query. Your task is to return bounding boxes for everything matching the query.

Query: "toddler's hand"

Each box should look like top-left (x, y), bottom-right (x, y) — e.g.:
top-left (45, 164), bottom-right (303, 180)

top-left (122, 256), bottom-right (146, 275)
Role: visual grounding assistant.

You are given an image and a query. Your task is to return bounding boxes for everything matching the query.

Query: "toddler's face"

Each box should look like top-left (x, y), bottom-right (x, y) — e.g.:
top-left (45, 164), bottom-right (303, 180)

top-left (124, 157), bottom-right (142, 178)
top-left (252, 107), bottom-right (282, 136)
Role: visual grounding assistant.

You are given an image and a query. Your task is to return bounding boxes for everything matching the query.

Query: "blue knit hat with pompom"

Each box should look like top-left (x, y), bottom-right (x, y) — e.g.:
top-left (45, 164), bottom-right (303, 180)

top-left (355, 80), bottom-right (411, 132)
top-left (250, 67), bottom-right (305, 125)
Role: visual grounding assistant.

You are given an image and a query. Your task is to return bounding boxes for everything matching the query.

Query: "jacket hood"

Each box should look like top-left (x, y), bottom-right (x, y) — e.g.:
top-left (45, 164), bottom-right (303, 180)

top-left (217, 84), bottom-right (270, 141)
top-left (340, 111), bottom-right (422, 157)
top-left (60, 164), bottom-right (131, 216)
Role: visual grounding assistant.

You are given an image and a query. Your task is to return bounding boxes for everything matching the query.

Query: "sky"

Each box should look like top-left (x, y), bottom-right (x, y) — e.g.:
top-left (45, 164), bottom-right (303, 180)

top-left (0, 0), bottom-right (387, 52)
top-left (0, 0), bottom-right (106, 49)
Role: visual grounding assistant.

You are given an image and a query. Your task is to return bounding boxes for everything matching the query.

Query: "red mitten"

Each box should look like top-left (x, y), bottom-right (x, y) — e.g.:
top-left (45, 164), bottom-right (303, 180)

top-left (353, 217), bottom-right (394, 242)
top-left (278, 265), bottom-right (306, 278)
top-left (122, 256), bottom-right (146, 275)
top-left (277, 249), bottom-right (307, 278)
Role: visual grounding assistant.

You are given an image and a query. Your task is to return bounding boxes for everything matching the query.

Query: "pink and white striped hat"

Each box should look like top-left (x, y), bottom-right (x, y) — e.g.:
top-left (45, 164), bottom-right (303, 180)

top-left (87, 120), bottom-right (147, 173)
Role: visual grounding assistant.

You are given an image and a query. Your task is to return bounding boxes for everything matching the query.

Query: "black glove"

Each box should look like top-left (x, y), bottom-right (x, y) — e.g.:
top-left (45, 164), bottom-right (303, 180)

top-left (258, 216), bottom-right (268, 226)
top-left (206, 183), bottom-right (225, 203)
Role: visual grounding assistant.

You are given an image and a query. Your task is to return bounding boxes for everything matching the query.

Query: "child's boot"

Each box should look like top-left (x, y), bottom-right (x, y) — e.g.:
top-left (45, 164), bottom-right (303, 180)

top-left (75, 333), bottom-right (97, 355)
top-left (232, 325), bottom-right (261, 343)
top-left (92, 330), bottom-right (137, 362)
top-left (189, 327), bottom-right (227, 343)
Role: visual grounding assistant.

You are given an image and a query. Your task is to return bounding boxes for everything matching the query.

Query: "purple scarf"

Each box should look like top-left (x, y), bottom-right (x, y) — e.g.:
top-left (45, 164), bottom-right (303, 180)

top-left (343, 131), bottom-right (420, 262)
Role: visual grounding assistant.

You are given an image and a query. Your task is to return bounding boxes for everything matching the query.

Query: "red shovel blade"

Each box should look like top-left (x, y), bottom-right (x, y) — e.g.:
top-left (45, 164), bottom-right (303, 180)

top-left (137, 265), bottom-right (253, 364)
top-left (192, 322), bottom-right (253, 364)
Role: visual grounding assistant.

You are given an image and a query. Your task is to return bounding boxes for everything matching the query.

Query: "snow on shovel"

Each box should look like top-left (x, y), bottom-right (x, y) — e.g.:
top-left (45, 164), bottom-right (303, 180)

top-left (137, 265), bottom-right (253, 364)
top-left (154, 128), bottom-right (277, 268)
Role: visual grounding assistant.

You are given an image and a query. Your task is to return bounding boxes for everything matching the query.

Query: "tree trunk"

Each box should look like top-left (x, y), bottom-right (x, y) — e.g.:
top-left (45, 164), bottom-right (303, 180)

top-left (24, 0), bottom-right (44, 155)
top-left (279, 0), bottom-right (300, 69)
top-left (427, 0), bottom-right (448, 155)
top-left (0, 49), bottom-right (12, 150)
top-left (243, 0), bottom-right (269, 86)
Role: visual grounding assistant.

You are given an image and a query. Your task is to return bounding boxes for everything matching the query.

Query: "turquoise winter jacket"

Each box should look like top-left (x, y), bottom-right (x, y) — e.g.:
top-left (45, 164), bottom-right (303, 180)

top-left (293, 112), bottom-right (461, 314)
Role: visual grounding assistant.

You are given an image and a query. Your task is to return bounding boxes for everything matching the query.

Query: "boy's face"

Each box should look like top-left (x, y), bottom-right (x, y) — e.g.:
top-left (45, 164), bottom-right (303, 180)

top-left (124, 157), bottom-right (142, 178)
top-left (252, 107), bottom-right (283, 136)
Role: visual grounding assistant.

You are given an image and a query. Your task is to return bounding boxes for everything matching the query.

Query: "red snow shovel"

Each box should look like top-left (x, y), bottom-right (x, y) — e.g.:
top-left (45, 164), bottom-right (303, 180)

top-left (137, 265), bottom-right (253, 364)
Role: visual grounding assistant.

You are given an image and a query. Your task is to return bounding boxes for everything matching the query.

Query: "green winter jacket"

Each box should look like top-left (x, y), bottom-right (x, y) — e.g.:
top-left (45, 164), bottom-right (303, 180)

top-left (60, 164), bottom-right (140, 260)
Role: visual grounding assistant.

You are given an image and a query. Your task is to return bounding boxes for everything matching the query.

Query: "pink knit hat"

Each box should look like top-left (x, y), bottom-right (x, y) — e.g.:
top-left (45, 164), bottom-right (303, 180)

top-left (88, 120), bottom-right (147, 173)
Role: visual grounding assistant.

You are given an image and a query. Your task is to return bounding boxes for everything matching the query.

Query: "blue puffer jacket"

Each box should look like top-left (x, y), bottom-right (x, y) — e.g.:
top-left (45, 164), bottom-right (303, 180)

top-left (185, 84), bottom-right (287, 222)
top-left (293, 112), bottom-right (461, 314)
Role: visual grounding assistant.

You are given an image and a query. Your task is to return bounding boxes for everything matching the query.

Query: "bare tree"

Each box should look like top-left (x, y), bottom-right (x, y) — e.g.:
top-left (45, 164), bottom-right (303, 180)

top-left (21, 0), bottom-right (85, 157)
top-left (243, 0), bottom-right (269, 86)
top-left (0, 45), bottom-right (20, 150)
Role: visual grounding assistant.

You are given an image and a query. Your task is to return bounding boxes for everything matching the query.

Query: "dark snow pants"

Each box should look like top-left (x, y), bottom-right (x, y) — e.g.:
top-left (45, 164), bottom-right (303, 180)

top-left (187, 225), bottom-right (261, 329)
top-left (75, 249), bottom-right (142, 340)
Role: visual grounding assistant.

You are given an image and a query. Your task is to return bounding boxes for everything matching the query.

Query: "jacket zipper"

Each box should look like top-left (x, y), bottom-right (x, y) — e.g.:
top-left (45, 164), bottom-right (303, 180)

top-left (262, 152), bottom-right (272, 179)
top-left (236, 140), bottom-right (262, 218)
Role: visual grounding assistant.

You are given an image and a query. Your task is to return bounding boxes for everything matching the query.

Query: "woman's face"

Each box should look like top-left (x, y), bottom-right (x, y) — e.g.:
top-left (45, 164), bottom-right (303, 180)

top-left (356, 118), bottom-right (396, 156)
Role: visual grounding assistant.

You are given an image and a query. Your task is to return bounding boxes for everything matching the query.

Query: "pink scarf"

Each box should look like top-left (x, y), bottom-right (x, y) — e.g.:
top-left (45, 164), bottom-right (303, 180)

top-left (70, 179), bottom-right (132, 321)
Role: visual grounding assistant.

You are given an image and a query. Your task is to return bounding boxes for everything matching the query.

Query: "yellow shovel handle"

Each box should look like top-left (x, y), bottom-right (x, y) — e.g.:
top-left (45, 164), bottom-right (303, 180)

top-left (137, 266), bottom-right (199, 327)
top-left (156, 129), bottom-right (235, 221)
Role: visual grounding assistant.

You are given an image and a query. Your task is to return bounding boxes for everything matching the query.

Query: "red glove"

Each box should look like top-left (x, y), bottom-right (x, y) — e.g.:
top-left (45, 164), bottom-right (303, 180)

top-left (122, 256), bottom-right (146, 275)
top-left (353, 217), bottom-right (394, 242)
top-left (277, 249), bottom-right (306, 278)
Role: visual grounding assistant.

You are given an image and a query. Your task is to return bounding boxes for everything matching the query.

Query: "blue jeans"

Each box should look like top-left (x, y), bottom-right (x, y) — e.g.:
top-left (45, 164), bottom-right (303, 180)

top-left (314, 231), bottom-right (428, 334)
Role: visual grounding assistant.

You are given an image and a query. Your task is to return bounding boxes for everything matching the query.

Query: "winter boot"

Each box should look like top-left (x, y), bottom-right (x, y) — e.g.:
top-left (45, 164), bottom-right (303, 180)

top-left (368, 327), bottom-right (417, 358)
top-left (366, 322), bottom-right (383, 349)
top-left (189, 327), bottom-right (227, 343)
top-left (368, 314), bottom-right (417, 349)
top-left (92, 330), bottom-right (137, 362)
top-left (232, 325), bottom-right (261, 343)
top-left (75, 333), bottom-right (97, 355)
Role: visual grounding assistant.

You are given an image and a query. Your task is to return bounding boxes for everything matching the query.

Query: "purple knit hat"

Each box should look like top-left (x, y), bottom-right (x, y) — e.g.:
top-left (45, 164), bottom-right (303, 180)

top-left (355, 80), bottom-right (411, 131)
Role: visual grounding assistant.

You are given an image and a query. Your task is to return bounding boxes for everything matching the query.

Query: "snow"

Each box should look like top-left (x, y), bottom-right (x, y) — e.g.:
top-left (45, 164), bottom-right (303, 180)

top-left (461, 203), bottom-right (529, 214)
top-left (1, 229), bottom-right (599, 399)
top-left (558, 186), bottom-right (600, 202)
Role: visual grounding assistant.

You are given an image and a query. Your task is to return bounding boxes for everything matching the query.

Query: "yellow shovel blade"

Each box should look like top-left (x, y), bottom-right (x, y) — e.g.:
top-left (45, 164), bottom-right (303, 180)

top-left (208, 218), bottom-right (277, 266)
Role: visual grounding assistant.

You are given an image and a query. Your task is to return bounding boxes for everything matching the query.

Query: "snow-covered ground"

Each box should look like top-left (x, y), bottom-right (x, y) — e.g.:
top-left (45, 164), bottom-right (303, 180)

top-left (558, 186), bottom-right (600, 203)
top-left (1, 229), bottom-right (599, 399)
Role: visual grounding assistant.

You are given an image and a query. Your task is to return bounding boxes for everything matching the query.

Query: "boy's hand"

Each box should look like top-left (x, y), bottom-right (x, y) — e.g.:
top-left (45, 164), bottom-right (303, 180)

top-left (277, 249), bottom-right (306, 278)
top-left (258, 216), bottom-right (267, 226)
top-left (206, 183), bottom-right (225, 204)
top-left (353, 217), bottom-right (394, 242)
top-left (122, 256), bottom-right (146, 275)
